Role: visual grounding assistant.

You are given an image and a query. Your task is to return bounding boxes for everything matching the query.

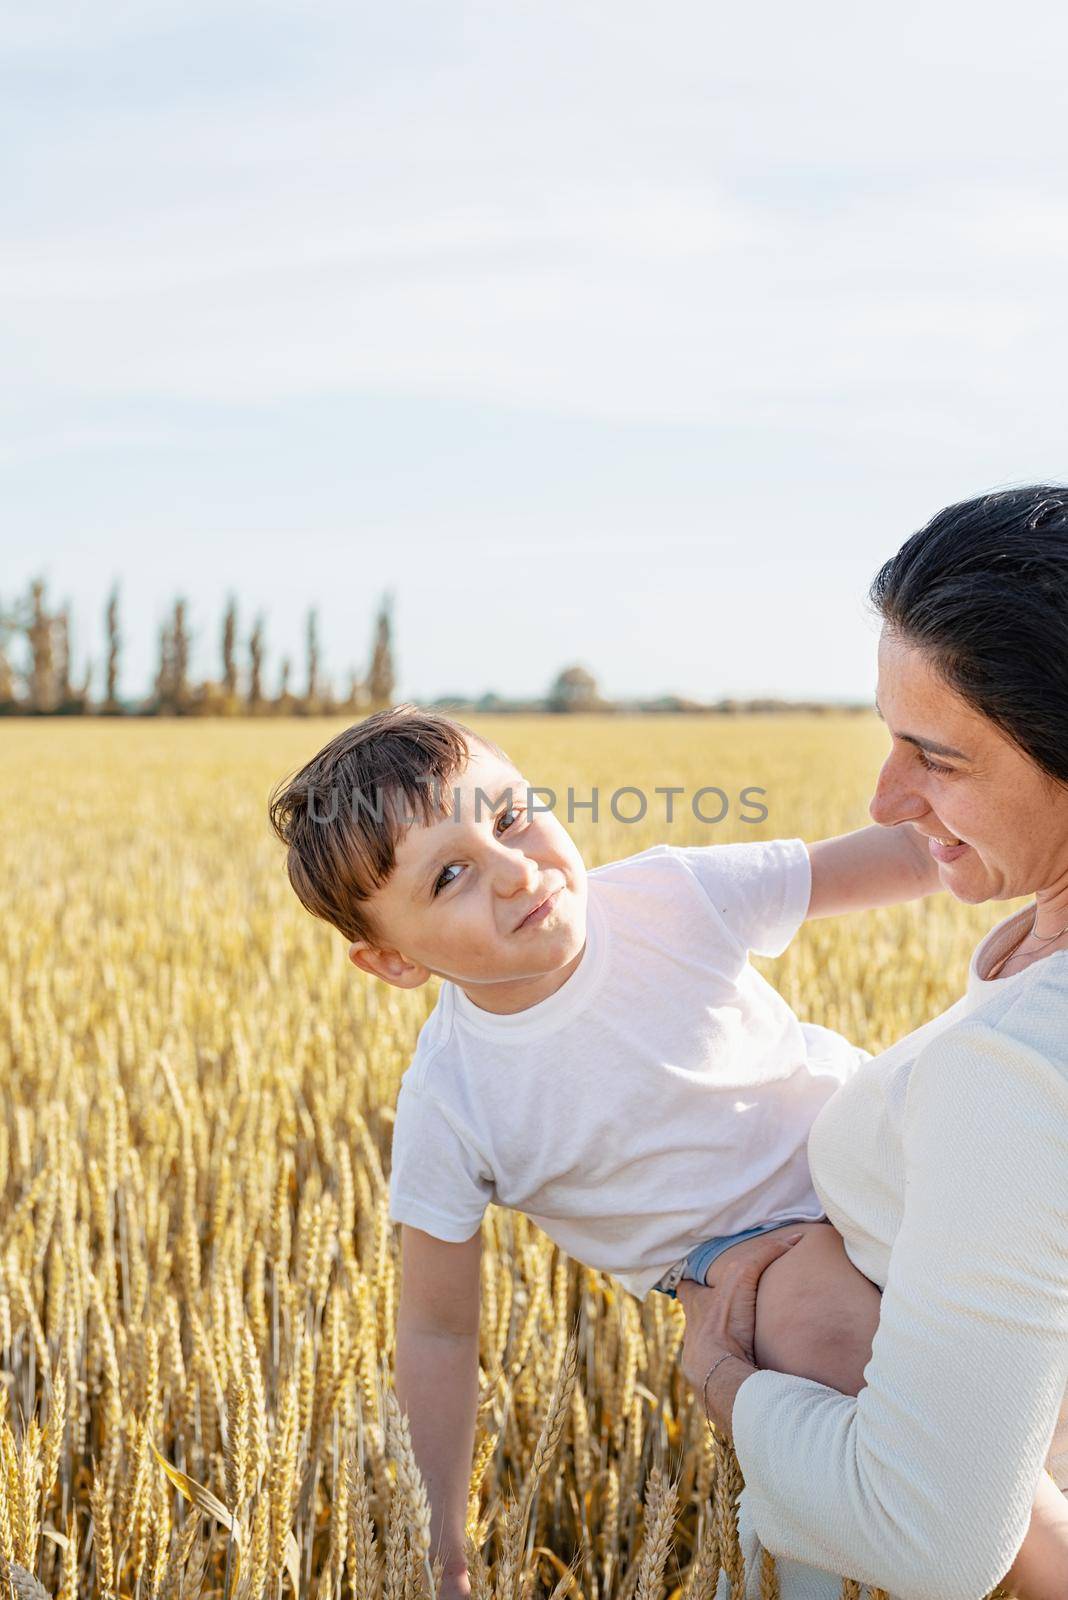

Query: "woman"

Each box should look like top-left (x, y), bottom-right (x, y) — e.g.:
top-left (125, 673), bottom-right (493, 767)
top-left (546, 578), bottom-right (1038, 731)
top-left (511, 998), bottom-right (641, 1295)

top-left (678, 486), bottom-right (1068, 1600)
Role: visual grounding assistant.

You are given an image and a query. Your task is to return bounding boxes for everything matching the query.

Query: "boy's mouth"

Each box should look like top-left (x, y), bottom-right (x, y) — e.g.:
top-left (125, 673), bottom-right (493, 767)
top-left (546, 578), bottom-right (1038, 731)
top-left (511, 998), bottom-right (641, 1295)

top-left (515, 887), bottom-right (561, 931)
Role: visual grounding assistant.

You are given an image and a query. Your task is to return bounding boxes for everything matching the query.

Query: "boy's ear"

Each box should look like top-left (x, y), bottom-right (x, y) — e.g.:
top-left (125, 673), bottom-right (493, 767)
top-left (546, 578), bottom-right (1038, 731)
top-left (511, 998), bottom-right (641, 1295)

top-left (347, 940), bottom-right (430, 990)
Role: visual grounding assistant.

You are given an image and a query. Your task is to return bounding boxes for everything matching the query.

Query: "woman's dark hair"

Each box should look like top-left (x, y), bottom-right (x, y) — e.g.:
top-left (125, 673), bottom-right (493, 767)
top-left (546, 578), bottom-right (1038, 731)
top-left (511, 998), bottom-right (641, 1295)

top-left (869, 486), bottom-right (1068, 785)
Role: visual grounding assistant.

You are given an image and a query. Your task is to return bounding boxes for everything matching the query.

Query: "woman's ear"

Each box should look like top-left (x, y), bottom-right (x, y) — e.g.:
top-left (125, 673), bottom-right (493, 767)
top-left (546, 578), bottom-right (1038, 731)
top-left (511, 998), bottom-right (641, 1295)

top-left (347, 940), bottom-right (430, 990)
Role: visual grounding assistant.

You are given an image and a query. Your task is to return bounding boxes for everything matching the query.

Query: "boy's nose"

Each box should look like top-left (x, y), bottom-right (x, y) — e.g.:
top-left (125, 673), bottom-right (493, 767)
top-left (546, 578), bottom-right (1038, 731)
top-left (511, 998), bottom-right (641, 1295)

top-left (495, 849), bottom-right (539, 896)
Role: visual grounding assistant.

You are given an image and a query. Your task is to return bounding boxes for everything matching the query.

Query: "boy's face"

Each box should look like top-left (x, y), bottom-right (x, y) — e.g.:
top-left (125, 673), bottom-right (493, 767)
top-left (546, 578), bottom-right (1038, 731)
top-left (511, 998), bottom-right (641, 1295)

top-left (347, 743), bottom-right (589, 1012)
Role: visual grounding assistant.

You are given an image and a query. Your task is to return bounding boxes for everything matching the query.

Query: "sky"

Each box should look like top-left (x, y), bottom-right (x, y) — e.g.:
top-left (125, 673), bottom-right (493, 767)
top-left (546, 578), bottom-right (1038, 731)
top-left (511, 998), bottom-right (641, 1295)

top-left (4, 1), bottom-right (1068, 704)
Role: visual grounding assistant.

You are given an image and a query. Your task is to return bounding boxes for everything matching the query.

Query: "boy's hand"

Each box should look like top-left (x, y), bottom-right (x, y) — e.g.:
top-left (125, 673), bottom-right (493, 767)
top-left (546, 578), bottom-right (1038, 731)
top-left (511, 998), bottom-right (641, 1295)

top-left (438, 1572), bottom-right (472, 1600)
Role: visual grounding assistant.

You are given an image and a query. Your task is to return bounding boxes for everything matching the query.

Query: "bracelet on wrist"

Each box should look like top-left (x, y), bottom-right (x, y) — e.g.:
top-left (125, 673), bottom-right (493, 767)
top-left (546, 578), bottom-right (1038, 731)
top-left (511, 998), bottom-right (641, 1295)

top-left (702, 1351), bottom-right (743, 1429)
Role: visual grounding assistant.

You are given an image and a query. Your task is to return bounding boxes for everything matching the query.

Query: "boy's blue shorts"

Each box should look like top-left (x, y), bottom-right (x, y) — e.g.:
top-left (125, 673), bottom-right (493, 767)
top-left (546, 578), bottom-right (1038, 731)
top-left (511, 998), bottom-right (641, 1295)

top-left (653, 1217), bottom-right (820, 1298)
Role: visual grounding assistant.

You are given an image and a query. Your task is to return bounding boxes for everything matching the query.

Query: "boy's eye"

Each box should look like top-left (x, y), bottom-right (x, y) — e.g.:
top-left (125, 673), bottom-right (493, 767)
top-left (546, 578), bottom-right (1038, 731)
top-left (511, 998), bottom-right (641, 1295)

top-left (495, 805), bottom-right (522, 834)
top-left (916, 749), bottom-right (953, 775)
top-left (432, 807), bottom-right (524, 895)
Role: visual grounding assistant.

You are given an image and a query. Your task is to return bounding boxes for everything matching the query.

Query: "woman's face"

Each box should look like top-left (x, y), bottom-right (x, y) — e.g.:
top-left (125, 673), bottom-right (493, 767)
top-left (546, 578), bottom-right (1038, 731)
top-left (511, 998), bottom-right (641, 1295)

top-left (870, 627), bottom-right (1068, 905)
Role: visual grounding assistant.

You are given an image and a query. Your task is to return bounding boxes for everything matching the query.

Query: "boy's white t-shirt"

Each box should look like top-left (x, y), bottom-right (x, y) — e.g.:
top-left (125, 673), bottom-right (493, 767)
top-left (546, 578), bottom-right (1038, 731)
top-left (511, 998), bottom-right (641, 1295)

top-left (388, 838), bottom-right (866, 1298)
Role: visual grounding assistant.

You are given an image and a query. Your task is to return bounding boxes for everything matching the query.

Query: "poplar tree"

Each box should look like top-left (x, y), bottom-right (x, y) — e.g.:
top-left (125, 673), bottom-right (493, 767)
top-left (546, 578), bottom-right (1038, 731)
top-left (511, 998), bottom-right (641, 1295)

top-left (277, 656), bottom-right (291, 703)
top-left (248, 616), bottom-right (265, 710)
top-left (105, 586), bottom-right (121, 710)
top-left (367, 594), bottom-right (395, 707)
top-left (0, 636), bottom-right (15, 712)
top-left (222, 597), bottom-right (238, 698)
top-left (27, 580), bottom-right (56, 713)
top-left (305, 610), bottom-right (320, 711)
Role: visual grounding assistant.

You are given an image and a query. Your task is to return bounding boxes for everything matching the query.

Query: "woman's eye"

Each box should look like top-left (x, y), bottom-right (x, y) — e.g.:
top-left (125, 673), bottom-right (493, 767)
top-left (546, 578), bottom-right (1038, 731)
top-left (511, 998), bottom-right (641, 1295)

top-left (433, 863), bottom-right (462, 896)
top-left (917, 749), bottom-right (952, 775)
top-left (495, 805), bottom-right (522, 834)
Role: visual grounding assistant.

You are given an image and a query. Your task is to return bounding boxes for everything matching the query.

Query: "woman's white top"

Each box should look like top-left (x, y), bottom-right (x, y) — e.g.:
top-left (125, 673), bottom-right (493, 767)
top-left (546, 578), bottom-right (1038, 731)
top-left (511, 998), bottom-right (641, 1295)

top-left (724, 905), bottom-right (1068, 1600)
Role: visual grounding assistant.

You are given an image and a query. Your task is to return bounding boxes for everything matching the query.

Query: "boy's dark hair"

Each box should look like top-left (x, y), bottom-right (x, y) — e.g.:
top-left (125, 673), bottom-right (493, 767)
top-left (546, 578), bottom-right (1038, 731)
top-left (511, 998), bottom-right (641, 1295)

top-left (268, 704), bottom-right (506, 943)
top-left (869, 486), bottom-right (1068, 786)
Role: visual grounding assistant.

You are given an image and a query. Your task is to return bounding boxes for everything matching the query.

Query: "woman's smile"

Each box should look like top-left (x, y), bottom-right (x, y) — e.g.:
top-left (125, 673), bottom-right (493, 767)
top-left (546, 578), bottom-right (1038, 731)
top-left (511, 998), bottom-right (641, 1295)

top-left (925, 832), bottom-right (969, 864)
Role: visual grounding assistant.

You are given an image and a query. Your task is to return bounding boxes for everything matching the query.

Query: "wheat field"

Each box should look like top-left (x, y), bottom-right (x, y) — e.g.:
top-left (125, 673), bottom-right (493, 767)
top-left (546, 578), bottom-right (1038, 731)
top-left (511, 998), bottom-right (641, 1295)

top-left (0, 715), bottom-right (1017, 1600)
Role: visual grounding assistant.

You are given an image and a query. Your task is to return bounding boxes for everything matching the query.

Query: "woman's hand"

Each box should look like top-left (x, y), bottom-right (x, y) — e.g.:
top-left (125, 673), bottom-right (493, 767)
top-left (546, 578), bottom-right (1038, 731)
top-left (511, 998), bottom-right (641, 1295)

top-left (676, 1230), bottom-right (804, 1436)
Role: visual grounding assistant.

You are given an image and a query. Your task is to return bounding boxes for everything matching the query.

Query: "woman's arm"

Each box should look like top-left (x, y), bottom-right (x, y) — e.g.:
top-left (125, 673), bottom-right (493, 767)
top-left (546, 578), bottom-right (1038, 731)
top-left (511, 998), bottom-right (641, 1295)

top-left (806, 821), bottom-right (942, 919)
top-left (676, 1230), bottom-right (807, 1437)
top-left (1004, 1473), bottom-right (1068, 1600)
top-left (723, 995), bottom-right (1068, 1600)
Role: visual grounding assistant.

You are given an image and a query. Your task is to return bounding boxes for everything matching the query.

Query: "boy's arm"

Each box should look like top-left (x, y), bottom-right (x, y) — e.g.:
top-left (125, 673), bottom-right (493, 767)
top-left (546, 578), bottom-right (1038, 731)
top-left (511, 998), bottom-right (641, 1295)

top-left (805, 821), bottom-right (942, 920)
top-left (394, 1223), bottom-right (482, 1599)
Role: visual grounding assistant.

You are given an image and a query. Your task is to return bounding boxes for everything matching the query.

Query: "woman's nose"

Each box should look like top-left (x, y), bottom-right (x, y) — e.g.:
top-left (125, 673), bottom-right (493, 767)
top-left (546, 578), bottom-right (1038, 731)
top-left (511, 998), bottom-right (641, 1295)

top-left (869, 753), bottom-right (925, 827)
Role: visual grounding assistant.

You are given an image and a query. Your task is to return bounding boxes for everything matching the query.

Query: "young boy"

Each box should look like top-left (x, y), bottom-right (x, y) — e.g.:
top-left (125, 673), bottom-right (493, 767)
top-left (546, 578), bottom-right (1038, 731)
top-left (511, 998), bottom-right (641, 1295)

top-left (268, 705), bottom-right (936, 1594)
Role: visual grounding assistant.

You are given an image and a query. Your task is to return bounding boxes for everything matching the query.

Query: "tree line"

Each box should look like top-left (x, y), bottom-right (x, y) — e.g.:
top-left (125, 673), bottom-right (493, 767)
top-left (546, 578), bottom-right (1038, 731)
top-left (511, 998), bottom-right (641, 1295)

top-left (0, 580), bottom-right (396, 716)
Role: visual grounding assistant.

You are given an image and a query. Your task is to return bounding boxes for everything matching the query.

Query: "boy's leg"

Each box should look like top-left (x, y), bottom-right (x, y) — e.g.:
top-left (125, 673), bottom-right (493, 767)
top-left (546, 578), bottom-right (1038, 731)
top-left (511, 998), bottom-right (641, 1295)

top-left (703, 1221), bottom-right (882, 1397)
